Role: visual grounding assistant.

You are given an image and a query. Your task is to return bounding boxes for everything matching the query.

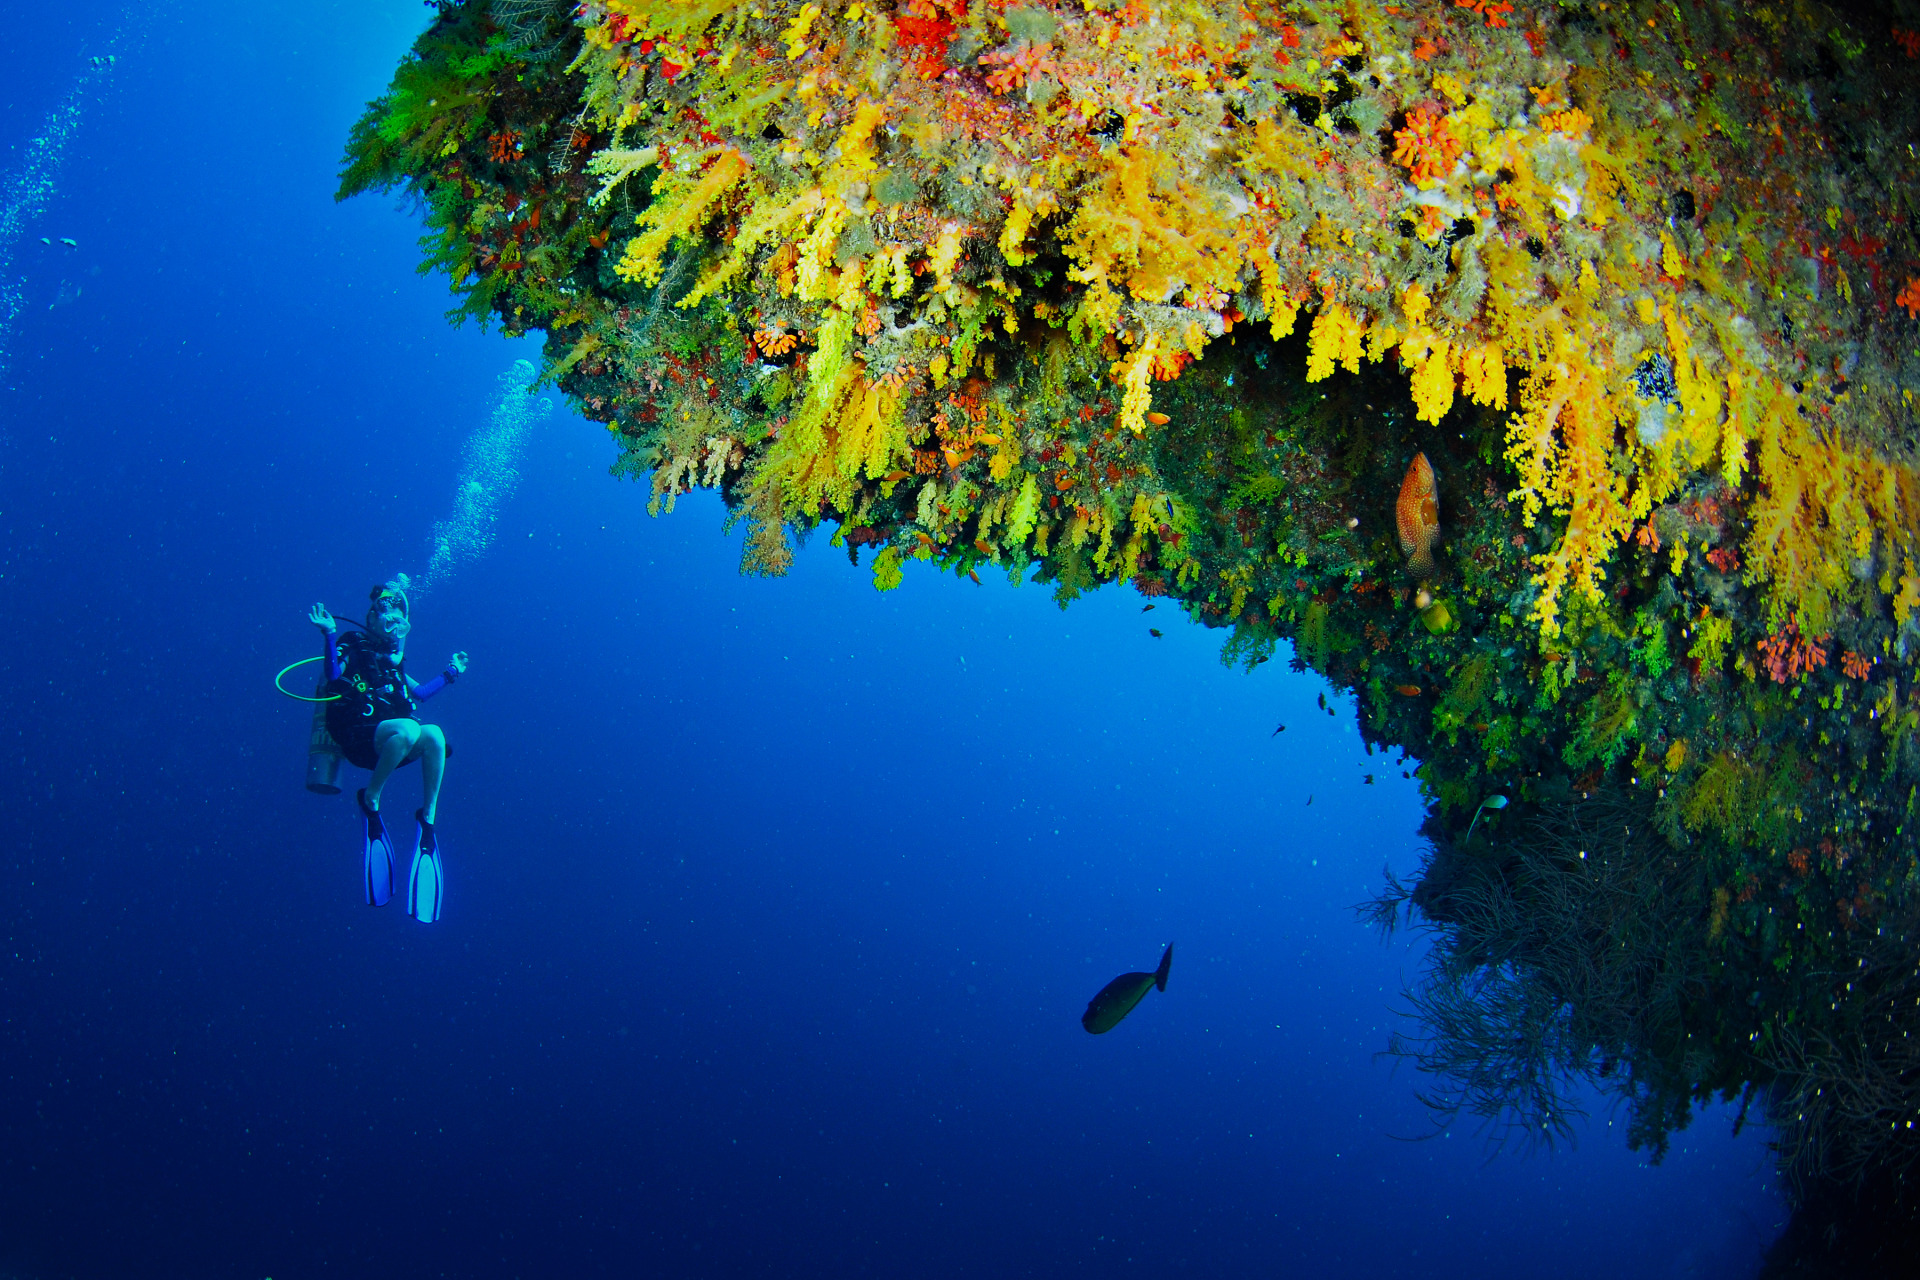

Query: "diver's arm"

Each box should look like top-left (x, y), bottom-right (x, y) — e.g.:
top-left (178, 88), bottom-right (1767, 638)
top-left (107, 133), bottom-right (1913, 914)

top-left (409, 653), bottom-right (466, 702)
top-left (310, 603), bottom-right (344, 680)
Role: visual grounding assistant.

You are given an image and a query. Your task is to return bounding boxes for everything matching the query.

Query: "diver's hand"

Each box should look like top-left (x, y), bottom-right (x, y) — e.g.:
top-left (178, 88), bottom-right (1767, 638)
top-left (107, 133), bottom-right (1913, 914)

top-left (309, 603), bottom-right (335, 633)
top-left (449, 651), bottom-right (469, 675)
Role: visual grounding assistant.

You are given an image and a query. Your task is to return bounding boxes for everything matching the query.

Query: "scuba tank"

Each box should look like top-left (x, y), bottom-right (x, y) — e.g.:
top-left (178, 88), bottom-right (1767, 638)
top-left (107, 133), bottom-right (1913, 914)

top-left (278, 616), bottom-right (373, 795)
top-left (306, 681), bottom-right (344, 794)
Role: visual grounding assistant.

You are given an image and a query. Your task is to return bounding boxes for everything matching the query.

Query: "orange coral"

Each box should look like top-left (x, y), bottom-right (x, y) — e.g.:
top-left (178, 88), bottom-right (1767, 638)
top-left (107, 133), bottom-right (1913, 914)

top-left (1454, 0), bottom-right (1514, 27)
top-left (1897, 275), bottom-right (1920, 319)
top-left (1392, 108), bottom-right (1462, 184)
top-left (871, 364), bottom-right (913, 392)
top-left (978, 41), bottom-right (1058, 95)
top-left (487, 130), bottom-right (523, 162)
top-left (755, 327), bottom-right (800, 356)
top-left (1756, 620), bottom-right (1830, 683)
top-left (1841, 649), bottom-right (1874, 679)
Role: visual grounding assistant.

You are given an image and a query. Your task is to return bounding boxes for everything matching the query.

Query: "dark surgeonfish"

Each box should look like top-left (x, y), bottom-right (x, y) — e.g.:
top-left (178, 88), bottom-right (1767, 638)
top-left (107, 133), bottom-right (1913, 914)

top-left (1080, 943), bottom-right (1173, 1034)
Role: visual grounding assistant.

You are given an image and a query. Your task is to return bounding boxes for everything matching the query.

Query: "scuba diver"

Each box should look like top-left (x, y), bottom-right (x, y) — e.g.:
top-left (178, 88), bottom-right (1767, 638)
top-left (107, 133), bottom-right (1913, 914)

top-left (307, 581), bottom-right (468, 922)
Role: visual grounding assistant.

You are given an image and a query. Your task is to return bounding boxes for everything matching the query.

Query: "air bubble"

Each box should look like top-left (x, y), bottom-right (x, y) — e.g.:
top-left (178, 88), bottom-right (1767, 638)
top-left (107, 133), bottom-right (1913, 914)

top-left (414, 359), bottom-right (553, 595)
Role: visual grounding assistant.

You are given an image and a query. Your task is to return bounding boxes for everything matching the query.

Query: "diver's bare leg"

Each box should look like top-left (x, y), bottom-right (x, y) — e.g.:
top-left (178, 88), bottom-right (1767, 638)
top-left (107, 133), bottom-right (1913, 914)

top-left (416, 725), bottom-right (447, 824)
top-left (366, 719), bottom-right (422, 809)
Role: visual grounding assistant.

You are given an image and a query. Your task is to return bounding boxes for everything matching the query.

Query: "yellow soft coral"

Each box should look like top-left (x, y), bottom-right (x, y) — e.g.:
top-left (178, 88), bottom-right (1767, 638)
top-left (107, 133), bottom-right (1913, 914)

top-left (1306, 303), bottom-right (1364, 382)
top-left (1745, 407), bottom-right (1920, 633)
top-left (1400, 282), bottom-right (1432, 329)
top-left (1461, 343), bottom-right (1507, 410)
top-left (1114, 333), bottom-right (1160, 434)
top-left (832, 100), bottom-right (886, 173)
top-left (1061, 148), bottom-right (1243, 307)
top-left (1897, 562), bottom-right (1920, 629)
top-left (614, 147), bottom-right (752, 285)
top-left (557, 0), bottom-right (1920, 637)
top-left (999, 200), bottom-right (1036, 267)
top-left (1408, 337), bottom-right (1455, 424)
top-left (1503, 335), bottom-right (1633, 635)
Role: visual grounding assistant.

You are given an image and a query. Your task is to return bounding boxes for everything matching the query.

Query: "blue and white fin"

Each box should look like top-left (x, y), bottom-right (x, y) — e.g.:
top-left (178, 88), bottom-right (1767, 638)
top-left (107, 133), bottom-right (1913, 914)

top-left (408, 811), bottom-right (443, 924)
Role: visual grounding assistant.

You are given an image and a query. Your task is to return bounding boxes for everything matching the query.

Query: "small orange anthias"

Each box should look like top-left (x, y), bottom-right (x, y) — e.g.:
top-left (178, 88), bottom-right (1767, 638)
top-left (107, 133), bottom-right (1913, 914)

top-left (1396, 452), bottom-right (1441, 578)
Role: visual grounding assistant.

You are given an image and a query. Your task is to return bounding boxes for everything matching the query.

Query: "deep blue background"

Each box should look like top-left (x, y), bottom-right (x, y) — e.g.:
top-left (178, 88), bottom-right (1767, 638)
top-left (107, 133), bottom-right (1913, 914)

top-left (0, 4), bottom-right (1783, 1276)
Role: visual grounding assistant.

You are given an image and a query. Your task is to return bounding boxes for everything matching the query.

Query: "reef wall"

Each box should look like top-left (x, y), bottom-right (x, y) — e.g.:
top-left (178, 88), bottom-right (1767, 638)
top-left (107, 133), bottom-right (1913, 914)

top-left (340, 0), bottom-right (1920, 1257)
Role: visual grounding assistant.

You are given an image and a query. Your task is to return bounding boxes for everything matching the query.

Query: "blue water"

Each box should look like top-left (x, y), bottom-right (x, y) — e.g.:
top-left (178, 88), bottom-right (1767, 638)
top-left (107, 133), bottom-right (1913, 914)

top-left (0, 4), bottom-right (1785, 1276)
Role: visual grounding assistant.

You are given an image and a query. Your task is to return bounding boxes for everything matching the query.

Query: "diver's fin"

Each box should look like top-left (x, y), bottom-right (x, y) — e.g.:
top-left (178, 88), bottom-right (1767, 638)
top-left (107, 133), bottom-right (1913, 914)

top-left (359, 789), bottom-right (393, 907)
top-left (407, 810), bottom-right (443, 924)
top-left (1153, 943), bottom-right (1173, 992)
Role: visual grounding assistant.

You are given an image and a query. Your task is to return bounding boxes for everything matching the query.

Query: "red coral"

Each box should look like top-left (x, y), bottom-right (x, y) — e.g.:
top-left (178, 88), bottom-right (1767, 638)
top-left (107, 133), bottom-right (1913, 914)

top-left (896, 6), bottom-right (959, 79)
top-left (1679, 491), bottom-right (1729, 531)
top-left (1837, 880), bottom-right (1876, 930)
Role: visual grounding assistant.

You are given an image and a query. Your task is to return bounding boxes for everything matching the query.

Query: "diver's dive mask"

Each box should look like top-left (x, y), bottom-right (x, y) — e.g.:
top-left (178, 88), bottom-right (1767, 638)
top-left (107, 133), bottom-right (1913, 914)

top-left (367, 584), bottom-right (412, 645)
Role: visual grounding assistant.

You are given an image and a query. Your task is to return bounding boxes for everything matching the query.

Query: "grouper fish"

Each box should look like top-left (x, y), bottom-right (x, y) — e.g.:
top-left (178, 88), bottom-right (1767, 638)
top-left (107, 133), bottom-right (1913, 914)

top-left (1396, 452), bottom-right (1440, 578)
top-left (1080, 943), bottom-right (1173, 1034)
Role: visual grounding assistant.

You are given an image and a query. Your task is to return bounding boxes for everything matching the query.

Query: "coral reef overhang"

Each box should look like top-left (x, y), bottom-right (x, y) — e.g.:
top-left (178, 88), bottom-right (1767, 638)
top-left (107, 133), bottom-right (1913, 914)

top-left (342, 0), bottom-right (1920, 1244)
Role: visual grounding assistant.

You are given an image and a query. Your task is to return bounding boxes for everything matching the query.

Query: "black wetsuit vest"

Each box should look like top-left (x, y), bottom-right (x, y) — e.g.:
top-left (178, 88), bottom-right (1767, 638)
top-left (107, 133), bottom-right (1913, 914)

top-left (325, 631), bottom-right (417, 733)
